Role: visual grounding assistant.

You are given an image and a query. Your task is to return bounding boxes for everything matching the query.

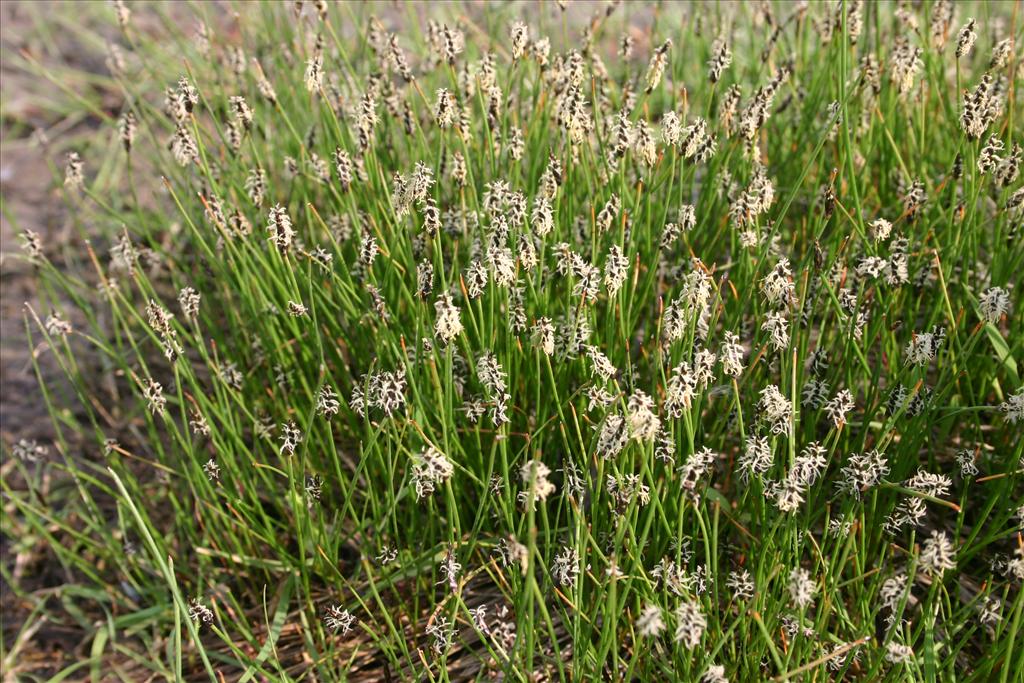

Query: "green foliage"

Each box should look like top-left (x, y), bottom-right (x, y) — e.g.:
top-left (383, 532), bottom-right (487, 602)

top-left (4, 1), bottom-right (1022, 681)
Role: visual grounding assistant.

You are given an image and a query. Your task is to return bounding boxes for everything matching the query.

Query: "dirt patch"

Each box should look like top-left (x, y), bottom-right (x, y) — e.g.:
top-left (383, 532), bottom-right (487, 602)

top-left (1, 3), bottom-right (115, 674)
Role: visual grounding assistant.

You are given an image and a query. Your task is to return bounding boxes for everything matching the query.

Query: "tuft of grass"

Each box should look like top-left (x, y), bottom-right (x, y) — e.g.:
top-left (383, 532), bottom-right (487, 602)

top-left (3, 1), bottom-right (1022, 681)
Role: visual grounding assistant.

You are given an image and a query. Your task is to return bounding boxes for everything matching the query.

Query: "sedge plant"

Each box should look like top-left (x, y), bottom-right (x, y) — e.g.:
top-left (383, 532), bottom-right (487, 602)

top-left (3, 1), bottom-right (1023, 681)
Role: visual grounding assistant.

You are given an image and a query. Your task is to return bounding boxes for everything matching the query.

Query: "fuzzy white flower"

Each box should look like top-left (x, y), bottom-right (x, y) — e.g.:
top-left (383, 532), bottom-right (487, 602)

top-left (701, 665), bottom-right (729, 683)
top-left (662, 111), bottom-right (682, 146)
top-left (304, 53), bottom-right (323, 92)
top-left (673, 599), bottom-right (705, 648)
top-left (905, 327), bottom-right (945, 365)
top-left (552, 546), bottom-right (580, 587)
top-left (644, 40), bottom-right (671, 93)
top-left (433, 294), bottom-right (463, 345)
top-left (920, 530), bottom-right (956, 576)
top-left (267, 205), bottom-right (294, 252)
top-left (410, 446), bottom-right (454, 499)
top-left (758, 384), bottom-right (792, 435)
top-left (596, 414), bottom-right (629, 459)
top-left (720, 332), bottom-right (745, 377)
top-left (532, 317), bottom-right (555, 356)
top-left (738, 435), bottom-right (772, 482)
top-left (434, 88), bottom-right (457, 128)
top-left (869, 218), bottom-right (892, 241)
top-left (509, 21), bottom-right (528, 60)
top-left (586, 345), bottom-right (618, 381)
top-left (886, 641), bottom-right (914, 664)
top-left (143, 378), bottom-right (166, 415)
top-left (519, 460), bottom-right (556, 505)
top-left (956, 19), bottom-right (977, 59)
top-left (978, 287), bottom-right (1011, 324)
top-left (627, 391), bottom-right (660, 442)
top-left (188, 597), bottom-right (213, 625)
top-left (726, 569), bottom-right (754, 600)
top-left (636, 604), bottom-right (665, 637)
top-left (824, 389), bottom-right (854, 428)
top-left (761, 311), bottom-right (790, 351)
top-left (1000, 387), bottom-right (1023, 423)
top-left (324, 605), bottom-right (356, 634)
top-left (761, 257), bottom-right (795, 309)
top-left (787, 567), bottom-right (816, 609)
top-left (279, 421), bottom-right (302, 456)
top-left (604, 245), bottom-right (630, 296)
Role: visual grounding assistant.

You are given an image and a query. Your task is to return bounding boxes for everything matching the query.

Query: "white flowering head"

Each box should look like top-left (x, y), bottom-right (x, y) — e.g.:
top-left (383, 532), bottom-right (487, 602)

top-left (519, 460), bottom-right (556, 505)
top-left (673, 599), bottom-right (705, 648)
top-left (411, 446), bottom-right (454, 499)
top-left (920, 530), bottom-right (956, 576)
top-left (978, 287), bottom-right (1011, 324)
top-left (787, 566), bottom-right (816, 609)
top-left (324, 605), bottom-right (356, 634)
top-left (636, 604), bottom-right (664, 637)
top-left (433, 294), bottom-right (463, 345)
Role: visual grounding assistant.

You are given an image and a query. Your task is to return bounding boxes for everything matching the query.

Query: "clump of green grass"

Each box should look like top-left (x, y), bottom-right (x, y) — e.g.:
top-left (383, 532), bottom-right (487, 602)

top-left (4, 1), bottom-right (1023, 680)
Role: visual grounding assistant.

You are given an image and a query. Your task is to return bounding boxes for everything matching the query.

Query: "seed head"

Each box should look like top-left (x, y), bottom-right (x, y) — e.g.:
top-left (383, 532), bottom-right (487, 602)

top-left (142, 378), bottom-right (166, 415)
top-left (644, 40), bottom-right (671, 93)
top-left (229, 95), bottom-right (253, 130)
top-left (886, 642), bottom-right (914, 665)
top-left (633, 120), bottom-right (657, 167)
top-left (701, 665), bottom-right (728, 683)
top-left (519, 460), bottom-right (555, 505)
top-left (118, 111), bottom-right (136, 152)
top-left (279, 421), bottom-right (302, 456)
top-left (552, 546), bottom-right (579, 587)
top-left (838, 449), bottom-right (890, 496)
top-left (387, 34), bottom-right (413, 81)
top-left (787, 566), bottom-right (816, 609)
top-left (824, 389), bottom-right (854, 428)
top-left (978, 286), bottom-right (1011, 324)
top-left (905, 326), bottom-right (945, 365)
top-left (19, 229), bottom-right (44, 260)
top-left (673, 599), bottom-right (705, 649)
top-left (707, 38), bottom-right (731, 83)
top-left (509, 21), bottom-right (528, 60)
top-left (960, 74), bottom-right (1002, 140)
top-left (45, 312), bottom-right (72, 337)
top-left (738, 435), bottom-right (772, 482)
top-left (603, 245), bottom-right (629, 296)
top-left (253, 60), bottom-right (277, 103)
top-left (169, 126), bottom-right (198, 166)
top-left (434, 88), bottom-right (457, 128)
top-left (178, 287), bottom-right (200, 319)
top-left (920, 530), bottom-right (957, 576)
top-left (411, 446), bottom-right (453, 498)
top-left (761, 311), bottom-right (790, 351)
top-left (869, 217), bottom-right (892, 241)
top-left (989, 38), bottom-right (1014, 70)
top-left (187, 598), bottom-right (213, 625)
top-left (680, 117), bottom-right (716, 163)
top-left (433, 294), bottom-right (463, 345)
top-left (304, 52), bottom-right (323, 93)
top-left (726, 569), bottom-right (754, 600)
top-left (267, 204), bottom-right (294, 252)
top-left (719, 332), bottom-right (746, 377)
top-left (955, 19), bottom-right (977, 59)
top-left (636, 604), bottom-right (664, 637)
top-left (439, 23), bottom-right (463, 65)
top-left (64, 152), bottom-right (84, 189)
top-left (929, 0), bottom-right (954, 49)
top-left (324, 605), bottom-right (356, 634)
top-left (13, 438), bottom-right (48, 463)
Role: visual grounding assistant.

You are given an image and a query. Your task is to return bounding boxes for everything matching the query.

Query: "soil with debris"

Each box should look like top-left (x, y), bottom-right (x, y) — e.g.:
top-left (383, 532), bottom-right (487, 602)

top-left (1, 1), bottom-right (126, 675)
